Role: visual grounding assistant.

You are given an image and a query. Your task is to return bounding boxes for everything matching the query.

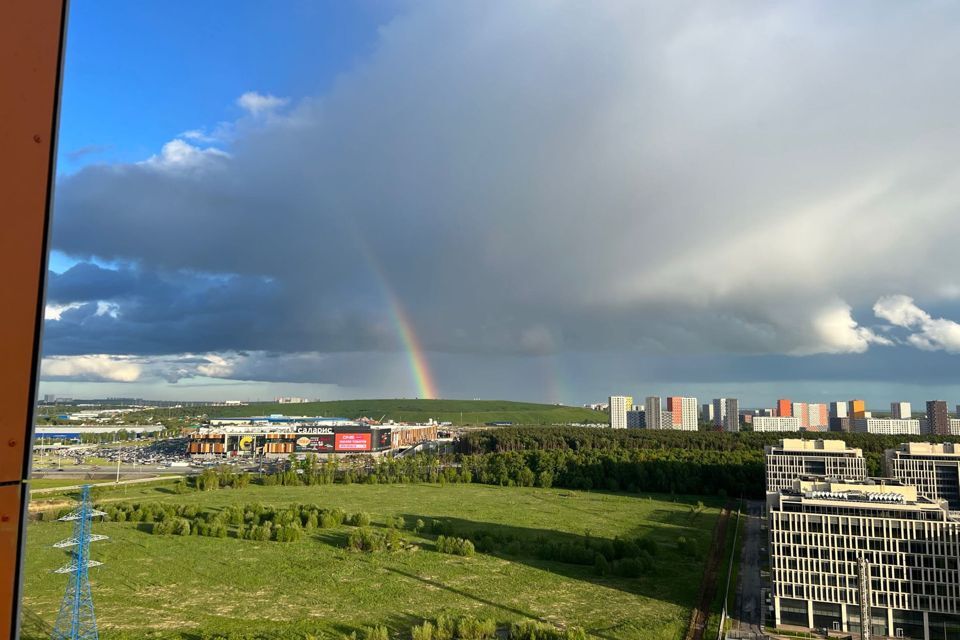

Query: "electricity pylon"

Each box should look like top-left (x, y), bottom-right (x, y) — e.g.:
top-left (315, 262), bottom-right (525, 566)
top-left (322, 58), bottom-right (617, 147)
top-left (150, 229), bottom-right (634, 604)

top-left (51, 485), bottom-right (107, 640)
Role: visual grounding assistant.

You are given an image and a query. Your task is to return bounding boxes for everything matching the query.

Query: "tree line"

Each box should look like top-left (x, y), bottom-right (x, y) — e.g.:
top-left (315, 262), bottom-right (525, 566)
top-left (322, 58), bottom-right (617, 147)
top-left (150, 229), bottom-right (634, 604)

top-left (169, 426), bottom-right (956, 501)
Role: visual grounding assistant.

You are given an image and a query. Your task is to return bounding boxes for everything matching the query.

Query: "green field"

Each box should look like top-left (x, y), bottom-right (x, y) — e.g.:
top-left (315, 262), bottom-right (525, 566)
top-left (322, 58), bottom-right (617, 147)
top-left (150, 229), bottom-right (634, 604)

top-left (22, 483), bottom-right (719, 639)
top-left (157, 399), bottom-right (605, 425)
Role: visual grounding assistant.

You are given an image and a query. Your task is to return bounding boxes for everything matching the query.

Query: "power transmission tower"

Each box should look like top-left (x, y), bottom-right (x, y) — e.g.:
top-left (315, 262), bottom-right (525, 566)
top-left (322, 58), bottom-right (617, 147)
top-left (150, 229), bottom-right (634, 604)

top-left (857, 554), bottom-right (871, 640)
top-left (51, 485), bottom-right (108, 640)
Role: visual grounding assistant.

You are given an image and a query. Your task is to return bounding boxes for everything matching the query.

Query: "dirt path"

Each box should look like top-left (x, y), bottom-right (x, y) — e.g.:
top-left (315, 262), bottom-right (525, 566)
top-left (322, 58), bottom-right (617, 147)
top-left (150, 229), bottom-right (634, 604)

top-left (684, 503), bottom-right (734, 640)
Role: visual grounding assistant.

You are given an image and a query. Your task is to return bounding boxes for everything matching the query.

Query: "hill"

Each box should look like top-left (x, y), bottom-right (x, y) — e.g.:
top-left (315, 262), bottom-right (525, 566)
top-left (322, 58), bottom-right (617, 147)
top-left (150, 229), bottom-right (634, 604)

top-left (203, 399), bottom-right (605, 425)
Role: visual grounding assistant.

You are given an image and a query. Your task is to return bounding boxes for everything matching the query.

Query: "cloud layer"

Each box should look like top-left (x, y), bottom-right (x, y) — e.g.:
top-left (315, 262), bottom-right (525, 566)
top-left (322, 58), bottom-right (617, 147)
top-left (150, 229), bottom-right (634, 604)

top-left (44, 1), bottom-right (960, 396)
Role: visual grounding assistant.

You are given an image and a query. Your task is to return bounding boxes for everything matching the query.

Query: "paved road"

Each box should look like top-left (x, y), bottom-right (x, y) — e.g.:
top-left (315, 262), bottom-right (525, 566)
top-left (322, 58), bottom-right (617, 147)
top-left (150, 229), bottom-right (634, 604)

top-left (731, 499), bottom-right (765, 638)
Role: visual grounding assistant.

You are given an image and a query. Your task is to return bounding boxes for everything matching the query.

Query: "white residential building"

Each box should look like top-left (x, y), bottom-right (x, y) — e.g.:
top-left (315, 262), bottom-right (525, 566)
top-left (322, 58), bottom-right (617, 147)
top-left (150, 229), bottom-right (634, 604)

top-left (764, 438), bottom-right (866, 492)
top-left (608, 395), bottom-right (633, 430)
top-left (753, 416), bottom-right (801, 432)
top-left (850, 418), bottom-right (921, 435)
top-left (830, 401), bottom-right (849, 419)
top-left (891, 401), bottom-right (912, 419)
top-left (768, 478), bottom-right (960, 639)
top-left (885, 442), bottom-right (960, 511)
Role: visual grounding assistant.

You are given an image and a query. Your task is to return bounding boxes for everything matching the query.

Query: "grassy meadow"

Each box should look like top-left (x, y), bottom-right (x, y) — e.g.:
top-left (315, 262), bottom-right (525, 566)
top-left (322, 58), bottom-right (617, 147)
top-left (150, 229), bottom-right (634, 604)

top-left (22, 483), bottom-right (719, 639)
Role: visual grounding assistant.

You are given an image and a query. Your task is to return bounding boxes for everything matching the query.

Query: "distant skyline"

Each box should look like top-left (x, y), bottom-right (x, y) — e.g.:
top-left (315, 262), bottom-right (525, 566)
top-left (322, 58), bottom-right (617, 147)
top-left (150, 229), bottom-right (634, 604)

top-left (42, 1), bottom-right (960, 404)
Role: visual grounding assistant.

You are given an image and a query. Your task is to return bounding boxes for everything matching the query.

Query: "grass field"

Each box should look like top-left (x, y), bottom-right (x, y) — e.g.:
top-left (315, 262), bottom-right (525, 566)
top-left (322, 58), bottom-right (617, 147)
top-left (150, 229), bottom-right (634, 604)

top-left (158, 399), bottom-right (605, 425)
top-left (22, 483), bottom-right (719, 639)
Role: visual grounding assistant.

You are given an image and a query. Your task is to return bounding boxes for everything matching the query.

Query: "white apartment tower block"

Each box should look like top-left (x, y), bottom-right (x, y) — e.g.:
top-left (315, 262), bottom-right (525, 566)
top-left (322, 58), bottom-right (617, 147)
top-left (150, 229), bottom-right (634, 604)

top-left (891, 401), bottom-right (912, 419)
top-left (608, 395), bottom-right (632, 430)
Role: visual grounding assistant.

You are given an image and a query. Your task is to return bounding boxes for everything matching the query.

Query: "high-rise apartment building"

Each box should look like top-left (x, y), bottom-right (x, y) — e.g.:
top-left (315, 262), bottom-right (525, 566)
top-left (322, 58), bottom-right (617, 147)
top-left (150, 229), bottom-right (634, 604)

top-left (768, 478), bottom-right (960, 638)
top-left (850, 418), bottom-right (921, 435)
top-left (830, 401), bottom-right (849, 419)
top-left (701, 403), bottom-right (714, 423)
top-left (927, 400), bottom-right (950, 436)
top-left (712, 398), bottom-right (727, 429)
top-left (753, 416), bottom-right (801, 432)
top-left (807, 403), bottom-right (828, 429)
top-left (645, 396), bottom-right (663, 430)
top-left (723, 398), bottom-right (739, 432)
top-left (891, 401), bottom-right (912, 419)
top-left (666, 396), bottom-right (698, 431)
top-left (828, 417), bottom-right (851, 433)
top-left (608, 395), bottom-right (633, 430)
top-left (792, 402), bottom-right (809, 429)
top-left (626, 410), bottom-right (645, 429)
top-left (849, 399), bottom-right (866, 419)
top-left (764, 438), bottom-right (866, 492)
top-left (777, 398), bottom-right (792, 417)
top-left (885, 442), bottom-right (960, 510)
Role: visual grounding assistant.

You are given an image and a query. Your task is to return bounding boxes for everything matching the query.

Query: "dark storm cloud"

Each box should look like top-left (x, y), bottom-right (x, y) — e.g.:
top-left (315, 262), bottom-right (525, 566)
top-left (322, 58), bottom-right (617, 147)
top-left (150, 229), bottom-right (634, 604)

top-left (45, 1), bottom-right (960, 389)
top-left (42, 262), bottom-right (395, 357)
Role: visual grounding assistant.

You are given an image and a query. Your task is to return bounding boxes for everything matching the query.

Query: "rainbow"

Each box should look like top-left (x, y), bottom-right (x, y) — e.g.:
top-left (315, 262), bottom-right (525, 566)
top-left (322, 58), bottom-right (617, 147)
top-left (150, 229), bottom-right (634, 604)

top-left (354, 235), bottom-right (438, 399)
top-left (382, 285), bottom-right (438, 400)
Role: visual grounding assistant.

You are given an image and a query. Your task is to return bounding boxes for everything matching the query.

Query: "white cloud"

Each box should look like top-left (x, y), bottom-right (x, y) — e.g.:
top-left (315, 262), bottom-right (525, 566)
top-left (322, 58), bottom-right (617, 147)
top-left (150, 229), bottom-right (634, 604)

top-left (41, 355), bottom-right (142, 382)
top-left (45, 302), bottom-right (83, 320)
top-left (179, 129), bottom-right (218, 143)
top-left (139, 139), bottom-right (230, 171)
top-left (873, 295), bottom-right (960, 353)
top-left (95, 301), bottom-right (120, 318)
top-left (791, 302), bottom-right (891, 355)
top-left (236, 91), bottom-right (289, 116)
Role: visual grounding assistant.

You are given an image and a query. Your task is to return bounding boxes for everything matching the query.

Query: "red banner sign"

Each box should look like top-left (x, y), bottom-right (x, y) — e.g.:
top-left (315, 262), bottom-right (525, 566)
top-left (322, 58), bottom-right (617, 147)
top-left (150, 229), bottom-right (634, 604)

top-left (335, 432), bottom-right (371, 451)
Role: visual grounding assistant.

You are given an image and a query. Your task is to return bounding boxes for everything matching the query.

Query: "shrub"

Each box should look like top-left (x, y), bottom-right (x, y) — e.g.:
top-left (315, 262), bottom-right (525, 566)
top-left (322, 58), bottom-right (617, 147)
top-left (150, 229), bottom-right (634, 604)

top-left (319, 513), bottom-right (337, 529)
top-left (347, 528), bottom-right (386, 552)
top-left (593, 553), bottom-right (610, 576)
top-left (411, 621), bottom-right (434, 640)
top-left (430, 520), bottom-right (453, 535)
top-left (348, 512), bottom-right (371, 527)
top-left (436, 536), bottom-right (475, 557)
top-left (433, 615), bottom-right (454, 640)
top-left (508, 622), bottom-right (588, 640)
top-left (455, 617), bottom-right (496, 640)
top-left (360, 626), bottom-right (388, 640)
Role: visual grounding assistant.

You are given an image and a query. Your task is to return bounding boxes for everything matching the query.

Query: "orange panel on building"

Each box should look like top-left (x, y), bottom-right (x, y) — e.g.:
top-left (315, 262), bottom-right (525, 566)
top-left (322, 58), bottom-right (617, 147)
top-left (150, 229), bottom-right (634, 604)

top-left (776, 399), bottom-right (791, 417)
top-left (666, 397), bottom-right (683, 425)
top-left (850, 399), bottom-right (866, 419)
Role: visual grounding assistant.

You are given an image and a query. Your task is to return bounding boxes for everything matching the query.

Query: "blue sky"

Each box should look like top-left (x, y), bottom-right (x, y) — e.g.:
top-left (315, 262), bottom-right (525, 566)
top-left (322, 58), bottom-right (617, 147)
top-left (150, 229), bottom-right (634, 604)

top-left (41, 2), bottom-right (960, 408)
top-left (57, 0), bottom-right (396, 174)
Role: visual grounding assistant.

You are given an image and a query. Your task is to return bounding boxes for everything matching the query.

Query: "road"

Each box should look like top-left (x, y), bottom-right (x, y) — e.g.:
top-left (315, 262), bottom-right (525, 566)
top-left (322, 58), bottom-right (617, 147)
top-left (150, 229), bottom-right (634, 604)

top-left (731, 499), bottom-right (765, 638)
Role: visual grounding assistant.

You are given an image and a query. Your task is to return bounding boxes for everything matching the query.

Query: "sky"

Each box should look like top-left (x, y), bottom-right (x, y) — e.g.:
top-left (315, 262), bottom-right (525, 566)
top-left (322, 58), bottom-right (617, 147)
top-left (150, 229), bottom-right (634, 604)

top-left (40, 0), bottom-right (960, 408)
